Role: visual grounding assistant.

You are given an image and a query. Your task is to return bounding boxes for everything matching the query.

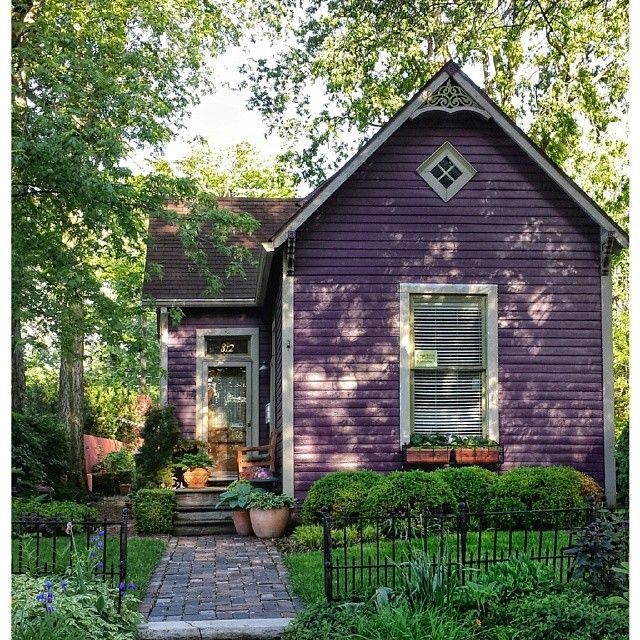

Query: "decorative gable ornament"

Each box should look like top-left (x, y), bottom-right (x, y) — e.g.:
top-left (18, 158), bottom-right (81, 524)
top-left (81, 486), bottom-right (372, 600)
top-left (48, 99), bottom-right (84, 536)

top-left (411, 79), bottom-right (491, 120)
top-left (417, 141), bottom-right (477, 202)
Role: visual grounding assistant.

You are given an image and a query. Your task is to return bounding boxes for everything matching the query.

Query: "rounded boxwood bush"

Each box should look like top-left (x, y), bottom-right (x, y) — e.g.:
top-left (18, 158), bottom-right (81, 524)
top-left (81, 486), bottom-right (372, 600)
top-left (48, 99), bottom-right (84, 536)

top-left (363, 470), bottom-right (457, 518)
top-left (433, 466), bottom-right (498, 513)
top-left (489, 466), bottom-right (588, 527)
top-left (132, 489), bottom-right (176, 534)
top-left (301, 470), bottom-right (382, 525)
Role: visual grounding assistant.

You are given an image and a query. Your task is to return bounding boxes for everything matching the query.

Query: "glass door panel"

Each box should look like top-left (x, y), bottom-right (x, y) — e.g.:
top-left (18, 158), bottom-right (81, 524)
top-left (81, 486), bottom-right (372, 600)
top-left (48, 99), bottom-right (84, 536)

top-left (206, 365), bottom-right (249, 478)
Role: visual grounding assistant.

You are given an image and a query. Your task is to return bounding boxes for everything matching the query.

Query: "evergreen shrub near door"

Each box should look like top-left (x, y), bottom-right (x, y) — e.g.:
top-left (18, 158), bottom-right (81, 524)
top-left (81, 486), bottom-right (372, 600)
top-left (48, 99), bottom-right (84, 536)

top-left (132, 489), bottom-right (176, 534)
top-left (134, 407), bottom-right (180, 489)
top-left (301, 470), bottom-right (382, 525)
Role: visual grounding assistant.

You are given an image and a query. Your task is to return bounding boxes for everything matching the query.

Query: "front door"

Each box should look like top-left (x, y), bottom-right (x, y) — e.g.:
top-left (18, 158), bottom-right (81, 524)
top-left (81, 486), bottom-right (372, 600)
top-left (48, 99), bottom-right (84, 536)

top-left (204, 364), bottom-right (251, 479)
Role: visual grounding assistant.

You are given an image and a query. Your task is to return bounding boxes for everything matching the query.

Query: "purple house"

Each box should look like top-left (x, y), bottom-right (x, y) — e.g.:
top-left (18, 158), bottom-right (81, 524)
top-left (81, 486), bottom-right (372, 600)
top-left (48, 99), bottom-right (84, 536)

top-left (143, 61), bottom-right (627, 505)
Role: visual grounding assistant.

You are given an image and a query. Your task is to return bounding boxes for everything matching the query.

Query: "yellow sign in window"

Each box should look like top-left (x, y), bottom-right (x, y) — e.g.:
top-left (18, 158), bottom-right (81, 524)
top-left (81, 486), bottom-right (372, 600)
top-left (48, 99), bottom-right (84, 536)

top-left (414, 349), bottom-right (438, 368)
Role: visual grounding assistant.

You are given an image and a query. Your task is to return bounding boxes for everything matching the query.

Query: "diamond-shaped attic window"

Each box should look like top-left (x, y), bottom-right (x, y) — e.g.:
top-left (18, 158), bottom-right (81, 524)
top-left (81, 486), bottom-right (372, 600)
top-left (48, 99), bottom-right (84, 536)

top-left (417, 142), bottom-right (476, 202)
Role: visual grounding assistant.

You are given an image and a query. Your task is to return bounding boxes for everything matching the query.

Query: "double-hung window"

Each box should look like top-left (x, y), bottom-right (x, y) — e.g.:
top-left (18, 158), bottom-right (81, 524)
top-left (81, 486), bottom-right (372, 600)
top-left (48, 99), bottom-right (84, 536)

top-left (400, 284), bottom-right (498, 443)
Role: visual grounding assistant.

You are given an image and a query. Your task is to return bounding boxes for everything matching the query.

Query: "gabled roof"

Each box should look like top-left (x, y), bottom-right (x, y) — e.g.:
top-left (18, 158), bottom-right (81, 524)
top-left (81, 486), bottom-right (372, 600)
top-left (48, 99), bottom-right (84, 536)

top-left (264, 60), bottom-right (628, 251)
top-left (142, 198), bottom-right (300, 306)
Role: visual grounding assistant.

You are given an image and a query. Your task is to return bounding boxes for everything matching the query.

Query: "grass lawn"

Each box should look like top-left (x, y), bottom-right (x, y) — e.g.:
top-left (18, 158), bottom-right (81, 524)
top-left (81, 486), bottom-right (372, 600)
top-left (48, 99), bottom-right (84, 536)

top-left (285, 529), bottom-right (573, 604)
top-left (12, 534), bottom-right (167, 601)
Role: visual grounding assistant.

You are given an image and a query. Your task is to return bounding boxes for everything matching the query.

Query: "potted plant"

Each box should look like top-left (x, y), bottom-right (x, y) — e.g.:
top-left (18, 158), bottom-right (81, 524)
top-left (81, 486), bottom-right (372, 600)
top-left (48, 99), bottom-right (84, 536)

top-left (451, 436), bottom-right (500, 465)
top-left (246, 492), bottom-right (295, 539)
top-left (176, 452), bottom-right (214, 488)
top-left (94, 450), bottom-right (136, 495)
top-left (217, 480), bottom-right (266, 536)
top-left (405, 433), bottom-right (452, 464)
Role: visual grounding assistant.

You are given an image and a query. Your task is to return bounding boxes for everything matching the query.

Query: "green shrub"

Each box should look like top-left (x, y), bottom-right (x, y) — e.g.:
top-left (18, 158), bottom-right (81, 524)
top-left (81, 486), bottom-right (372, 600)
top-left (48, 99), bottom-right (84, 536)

top-left (456, 555), bottom-right (559, 620)
top-left (489, 466), bottom-right (588, 527)
top-left (11, 574), bottom-right (141, 640)
top-left (12, 412), bottom-right (69, 494)
top-left (134, 407), bottom-right (180, 488)
top-left (289, 523), bottom-right (377, 551)
top-left (363, 470), bottom-right (456, 518)
top-left (577, 471), bottom-right (605, 504)
top-left (301, 470), bottom-right (382, 525)
top-left (282, 603), bottom-right (357, 640)
top-left (12, 498), bottom-right (97, 523)
top-left (132, 489), bottom-right (176, 534)
top-left (497, 589), bottom-right (628, 640)
top-left (615, 421), bottom-right (629, 505)
top-left (433, 466), bottom-right (498, 513)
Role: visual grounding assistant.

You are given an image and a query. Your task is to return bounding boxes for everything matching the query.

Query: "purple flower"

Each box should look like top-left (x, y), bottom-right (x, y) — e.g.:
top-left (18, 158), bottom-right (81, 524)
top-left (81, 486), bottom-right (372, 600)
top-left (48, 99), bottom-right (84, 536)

top-left (97, 561), bottom-right (104, 570)
top-left (96, 540), bottom-right (104, 549)
top-left (127, 581), bottom-right (136, 591)
top-left (90, 535), bottom-right (98, 544)
top-left (46, 603), bottom-right (54, 614)
top-left (119, 581), bottom-right (126, 592)
top-left (98, 529), bottom-right (105, 536)
top-left (44, 580), bottom-right (53, 590)
top-left (47, 591), bottom-right (53, 603)
top-left (60, 579), bottom-right (69, 592)
top-left (35, 593), bottom-right (45, 602)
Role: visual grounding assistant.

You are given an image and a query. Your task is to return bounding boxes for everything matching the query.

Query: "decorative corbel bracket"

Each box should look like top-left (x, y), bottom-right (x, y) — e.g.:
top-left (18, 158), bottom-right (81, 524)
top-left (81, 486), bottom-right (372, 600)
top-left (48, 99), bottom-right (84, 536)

top-left (286, 231), bottom-right (296, 276)
top-left (411, 78), bottom-right (491, 120)
top-left (601, 231), bottom-right (615, 276)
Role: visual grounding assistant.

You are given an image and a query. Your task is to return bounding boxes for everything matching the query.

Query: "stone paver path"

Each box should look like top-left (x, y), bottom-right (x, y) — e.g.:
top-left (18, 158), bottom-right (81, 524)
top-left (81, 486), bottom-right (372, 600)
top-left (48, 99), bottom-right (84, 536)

top-left (139, 536), bottom-right (303, 622)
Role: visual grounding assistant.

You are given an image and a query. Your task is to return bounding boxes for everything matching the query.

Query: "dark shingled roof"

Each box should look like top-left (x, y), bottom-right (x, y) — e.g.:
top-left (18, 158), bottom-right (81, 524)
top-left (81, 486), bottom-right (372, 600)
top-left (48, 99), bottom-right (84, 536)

top-left (143, 198), bottom-right (300, 303)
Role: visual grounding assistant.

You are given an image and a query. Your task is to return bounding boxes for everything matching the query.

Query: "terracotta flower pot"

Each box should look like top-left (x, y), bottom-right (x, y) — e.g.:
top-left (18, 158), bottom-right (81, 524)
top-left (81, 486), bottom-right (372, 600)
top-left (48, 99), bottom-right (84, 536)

top-left (454, 447), bottom-right (500, 465)
top-left (183, 467), bottom-right (209, 488)
top-left (119, 483), bottom-right (132, 495)
top-left (249, 507), bottom-right (291, 538)
top-left (405, 448), bottom-right (451, 464)
top-left (232, 510), bottom-right (254, 536)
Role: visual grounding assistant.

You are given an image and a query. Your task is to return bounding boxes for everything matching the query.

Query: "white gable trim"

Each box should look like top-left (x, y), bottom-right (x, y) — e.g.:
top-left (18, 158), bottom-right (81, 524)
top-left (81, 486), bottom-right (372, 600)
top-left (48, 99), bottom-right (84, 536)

top-left (265, 64), bottom-right (627, 251)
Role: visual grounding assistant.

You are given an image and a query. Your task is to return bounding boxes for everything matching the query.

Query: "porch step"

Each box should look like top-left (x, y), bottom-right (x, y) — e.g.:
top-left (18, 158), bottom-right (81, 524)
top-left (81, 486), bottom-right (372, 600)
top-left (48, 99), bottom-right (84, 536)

top-left (173, 487), bottom-right (235, 535)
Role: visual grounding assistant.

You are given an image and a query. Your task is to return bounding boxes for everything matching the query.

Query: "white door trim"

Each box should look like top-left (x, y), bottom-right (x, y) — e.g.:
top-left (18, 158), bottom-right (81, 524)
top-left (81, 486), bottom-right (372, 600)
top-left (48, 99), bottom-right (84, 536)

top-left (195, 328), bottom-right (259, 447)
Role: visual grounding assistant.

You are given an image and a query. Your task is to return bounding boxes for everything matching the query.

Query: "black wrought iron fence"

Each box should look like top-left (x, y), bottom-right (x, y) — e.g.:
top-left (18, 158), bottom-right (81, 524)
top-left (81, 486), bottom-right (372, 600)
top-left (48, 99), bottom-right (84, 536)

top-left (11, 508), bottom-right (129, 611)
top-left (321, 501), bottom-right (628, 601)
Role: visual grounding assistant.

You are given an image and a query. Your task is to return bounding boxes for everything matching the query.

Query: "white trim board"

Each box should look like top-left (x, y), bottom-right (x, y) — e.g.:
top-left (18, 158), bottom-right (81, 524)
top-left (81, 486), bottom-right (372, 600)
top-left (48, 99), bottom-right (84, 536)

top-left (281, 258), bottom-right (295, 497)
top-left (265, 62), bottom-right (627, 252)
top-left (600, 230), bottom-right (616, 505)
top-left (195, 327), bottom-right (260, 448)
top-left (399, 283), bottom-right (499, 445)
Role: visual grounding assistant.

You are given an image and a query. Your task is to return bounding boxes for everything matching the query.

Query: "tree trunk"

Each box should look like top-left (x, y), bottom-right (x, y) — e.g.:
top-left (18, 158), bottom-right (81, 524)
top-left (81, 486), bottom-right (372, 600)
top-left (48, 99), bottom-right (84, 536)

top-left (58, 303), bottom-right (87, 493)
top-left (12, 314), bottom-right (26, 413)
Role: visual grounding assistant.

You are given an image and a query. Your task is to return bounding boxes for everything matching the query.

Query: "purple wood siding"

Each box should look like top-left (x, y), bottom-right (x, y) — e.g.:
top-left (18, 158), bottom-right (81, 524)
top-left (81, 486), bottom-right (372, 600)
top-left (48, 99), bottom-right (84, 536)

top-left (167, 308), bottom-right (271, 444)
top-left (292, 112), bottom-right (604, 499)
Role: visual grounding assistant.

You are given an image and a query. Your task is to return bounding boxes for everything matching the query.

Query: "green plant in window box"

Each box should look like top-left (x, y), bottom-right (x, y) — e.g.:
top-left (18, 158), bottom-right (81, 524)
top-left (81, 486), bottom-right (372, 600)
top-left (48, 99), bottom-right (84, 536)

top-left (450, 436), bottom-right (500, 465)
top-left (406, 433), bottom-right (453, 464)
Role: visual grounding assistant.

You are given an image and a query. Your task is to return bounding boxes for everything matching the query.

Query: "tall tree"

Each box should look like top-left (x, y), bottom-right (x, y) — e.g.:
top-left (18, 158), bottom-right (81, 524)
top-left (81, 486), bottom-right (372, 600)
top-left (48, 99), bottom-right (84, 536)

top-left (240, 0), bottom-right (629, 425)
top-left (11, 0), bottom-right (258, 490)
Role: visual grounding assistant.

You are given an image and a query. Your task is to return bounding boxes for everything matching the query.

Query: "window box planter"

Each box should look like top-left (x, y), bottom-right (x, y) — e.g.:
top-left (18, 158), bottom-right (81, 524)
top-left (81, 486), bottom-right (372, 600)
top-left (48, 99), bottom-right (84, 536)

top-left (454, 447), bottom-right (500, 465)
top-left (405, 447), bottom-right (452, 465)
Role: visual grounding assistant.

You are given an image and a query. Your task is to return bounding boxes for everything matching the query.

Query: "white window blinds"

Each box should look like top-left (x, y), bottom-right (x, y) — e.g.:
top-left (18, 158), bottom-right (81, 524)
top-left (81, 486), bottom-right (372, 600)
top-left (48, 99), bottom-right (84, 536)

top-left (411, 296), bottom-right (485, 436)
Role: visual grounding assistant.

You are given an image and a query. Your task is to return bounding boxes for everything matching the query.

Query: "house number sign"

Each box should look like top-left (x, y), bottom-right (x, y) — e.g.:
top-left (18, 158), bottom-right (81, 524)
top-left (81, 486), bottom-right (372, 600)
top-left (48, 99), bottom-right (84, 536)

top-left (414, 349), bottom-right (438, 368)
top-left (206, 336), bottom-right (249, 355)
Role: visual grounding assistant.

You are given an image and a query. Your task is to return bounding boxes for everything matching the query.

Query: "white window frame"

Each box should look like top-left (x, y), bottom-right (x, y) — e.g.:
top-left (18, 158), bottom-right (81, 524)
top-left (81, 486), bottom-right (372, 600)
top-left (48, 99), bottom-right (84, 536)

top-left (195, 328), bottom-right (260, 447)
top-left (416, 141), bottom-right (477, 202)
top-left (399, 283), bottom-right (498, 445)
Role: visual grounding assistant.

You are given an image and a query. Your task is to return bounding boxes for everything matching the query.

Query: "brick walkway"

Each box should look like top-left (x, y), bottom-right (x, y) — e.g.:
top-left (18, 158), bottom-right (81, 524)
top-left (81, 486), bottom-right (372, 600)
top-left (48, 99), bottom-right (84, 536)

top-left (139, 536), bottom-right (304, 622)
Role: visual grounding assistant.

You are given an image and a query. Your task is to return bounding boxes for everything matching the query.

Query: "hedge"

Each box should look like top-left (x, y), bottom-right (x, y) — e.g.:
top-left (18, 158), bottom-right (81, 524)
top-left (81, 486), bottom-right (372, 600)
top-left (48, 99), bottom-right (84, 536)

top-left (132, 489), bottom-right (176, 534)
top-left (12, 498), bottom-right (97, 523)
top-left (301, 470), bottom-right (382, 525)
top-left (362, 470), bottom-right (457, 517)
top-left (433, 466), bottom-right (498, 513)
